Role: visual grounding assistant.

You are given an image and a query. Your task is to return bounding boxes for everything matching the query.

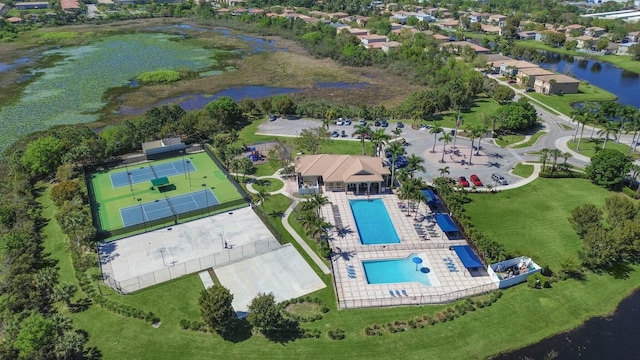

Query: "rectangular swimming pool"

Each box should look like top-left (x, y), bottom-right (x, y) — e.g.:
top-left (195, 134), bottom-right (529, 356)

top-left (363, 254), bottom-right (434, 287)
top-left (349, 199), bottom-right (400, 245)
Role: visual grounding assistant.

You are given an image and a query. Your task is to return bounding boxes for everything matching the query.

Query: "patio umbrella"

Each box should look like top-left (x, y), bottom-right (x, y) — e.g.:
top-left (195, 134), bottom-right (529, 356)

top-left (412, 257), bottom-right (423, 271)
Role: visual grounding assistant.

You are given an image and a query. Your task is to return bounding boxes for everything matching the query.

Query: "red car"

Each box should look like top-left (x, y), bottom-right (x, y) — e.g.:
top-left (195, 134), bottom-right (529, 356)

top-left (457, 176), bottom-right (470, 187)
top-left (470, 174), bottom-right (483, 187)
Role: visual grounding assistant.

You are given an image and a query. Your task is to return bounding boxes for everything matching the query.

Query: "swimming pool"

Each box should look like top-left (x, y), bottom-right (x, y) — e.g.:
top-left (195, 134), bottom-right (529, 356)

top-left (349, 199), bottom-right (400, 245)
top-left (363, 254), bottom-right (434, 287)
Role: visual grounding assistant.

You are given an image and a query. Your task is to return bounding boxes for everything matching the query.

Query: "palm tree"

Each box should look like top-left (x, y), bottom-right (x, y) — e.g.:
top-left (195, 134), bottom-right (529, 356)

top-left (406, 154), bottom-right (425, 178)
top-left (53, 283), bottom-right (77, 308)
top-left (398, 182), bottom-right (414, 212)
top-left (474, 126), bottom-right (487, 156)
top-left (574, 111), bottom-right (590, 151)
top-left (549, 149), bottom-right (562, 172)
top-left (307, 193), bottom-right (330, 217)
top-left (617, 105), bottom-right (638, 143)
top-left (589, 112), bottom-right (605, 139)
top-left (439, 132), bottom-right (453, 163)
top-left (571, 107), bottom-right (587, 141)
top-left (352, 124), bottom-right (372, 155)
top-left (540, 148), bottom-right (551, 172)
top-left (254, 188), bottom-right (270, 208)
top-left (370, 128), bottom-right (391, 157)
top-left (597, 121), bottom-right (619, 149)
top-left (54, 331), bottom-right (87, 360)
top-left (429, 122), bottom-right (443, 153)
top-left (625, 117), bottom-right (640, 155)
top-left (438, 166), bottom-right (450, 178)
top-left (387, 141), bottom-right (405, 188)
top-left (561, 152), bottom-right (572, 171)
top-left (392, 127), bottom-right (403, 139)
top-left (413, 190), bottom-right (427, 220)
top-left (468, 125), bottom-right (486, 163)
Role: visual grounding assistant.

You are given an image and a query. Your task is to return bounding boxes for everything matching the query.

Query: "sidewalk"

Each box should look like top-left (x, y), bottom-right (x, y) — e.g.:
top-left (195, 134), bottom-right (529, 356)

top-left (245, 170), bottom-right (331, 275)
top-left (555, 136), bottom-right (591, 163)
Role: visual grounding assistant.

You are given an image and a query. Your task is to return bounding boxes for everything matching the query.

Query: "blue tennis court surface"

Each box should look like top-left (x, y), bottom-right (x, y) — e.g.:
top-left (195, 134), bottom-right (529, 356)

top-left (120, 189), bottom-right (219, 227)
top-left (110, 160), bottom-right (197, 188)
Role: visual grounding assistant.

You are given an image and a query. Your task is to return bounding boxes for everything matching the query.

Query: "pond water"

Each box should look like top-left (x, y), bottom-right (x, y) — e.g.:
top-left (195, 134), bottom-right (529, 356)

top-left (118, 82), bottom-right (370, 115)
top-left (0, 33), bottom-right (230, 151)
top-left (495, 289), bottom-right (640, 359)
top-left (538, 51), bottom-right (640, 108)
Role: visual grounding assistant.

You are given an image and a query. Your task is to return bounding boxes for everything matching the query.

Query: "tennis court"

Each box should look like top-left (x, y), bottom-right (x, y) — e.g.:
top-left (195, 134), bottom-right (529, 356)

top-left (110, 160), bottom-right (197, 188)
top-left (120, 189), bottom-right (219, 228)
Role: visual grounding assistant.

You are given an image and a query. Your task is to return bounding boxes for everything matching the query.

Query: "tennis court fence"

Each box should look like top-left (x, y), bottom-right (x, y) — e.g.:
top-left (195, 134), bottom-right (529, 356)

top-left (102, 237), bottom-right (281, 294)
top-left (104, 198), bottom-right (248, 238)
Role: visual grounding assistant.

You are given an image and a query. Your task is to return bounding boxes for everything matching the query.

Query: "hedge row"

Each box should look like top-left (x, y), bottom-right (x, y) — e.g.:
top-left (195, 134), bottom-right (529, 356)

top-left (364, 291), bottom-right (503, 336)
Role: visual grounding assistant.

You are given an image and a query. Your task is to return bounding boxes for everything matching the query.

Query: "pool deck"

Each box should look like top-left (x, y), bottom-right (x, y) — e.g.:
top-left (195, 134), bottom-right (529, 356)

top-left (322, 192), bottom-right (497, 309)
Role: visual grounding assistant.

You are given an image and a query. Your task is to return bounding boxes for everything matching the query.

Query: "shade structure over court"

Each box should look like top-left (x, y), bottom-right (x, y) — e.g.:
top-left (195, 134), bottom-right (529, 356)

top-left (421, 189), bottom-right (440, 206)
top-left (452, 245), bottom-right (484, 269)
top-left (435, 213), bottom-right (458, 233)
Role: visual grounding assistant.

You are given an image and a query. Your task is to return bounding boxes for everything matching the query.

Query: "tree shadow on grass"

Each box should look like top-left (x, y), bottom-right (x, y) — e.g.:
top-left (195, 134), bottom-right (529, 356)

top-left (269, 210), bottom-right (285, 218)
top-left (607, 263), bottom-right (633, 279)
top-left (219, 318), bottom-right (253, 343)
top-left (263, 318), bottom-right (304, 344)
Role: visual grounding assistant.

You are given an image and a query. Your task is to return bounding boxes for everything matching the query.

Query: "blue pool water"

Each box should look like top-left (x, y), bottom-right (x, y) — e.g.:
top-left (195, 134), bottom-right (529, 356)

top-left (349, 199), bottom-right (400, 245)
top-left (363, 255), bottom-right (433, 286)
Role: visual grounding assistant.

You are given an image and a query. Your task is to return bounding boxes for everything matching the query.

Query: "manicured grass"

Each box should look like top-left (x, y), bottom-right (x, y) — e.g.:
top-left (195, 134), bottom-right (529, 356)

top-left (429, 96), bottom-right (502, 129)
top-left (529, 84), bottom-right (617, 116)
top-left (252, 163), bottom-right (280, 177)
top-left (517, 40), bottom-right (640, 74)
top-left (567, 138), bottom-right (639, 160)
top-left (38, 177), bottom-right (640, 360)
top-left (495, 134), bottom-right (525, 148)
top-left (90, 152), bottom-right (242, 231)
top-left (465, 178), bottom-right (610, 270)
top-left (513, 131), bottom-right (546, 148)
top-left (512, 163), bottom-right (534, 178)
top-left (253, 178), bottom-right (284, 192)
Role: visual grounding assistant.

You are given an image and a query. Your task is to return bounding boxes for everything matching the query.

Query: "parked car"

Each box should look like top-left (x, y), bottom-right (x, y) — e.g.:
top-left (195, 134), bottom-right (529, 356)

top-left (341, 130), bottom-right (347, 137)
top-left (364, 133), bottom-right (371, 139)
top-left (331, 131), bottom-right (340, 138)
top-left (381, 121), bottom-right (389, 127)
top-left (508, 80), bottom-right (516, 84)
top-left (390, 155), bottom-right (408, 169)
top-left (336, 118), bottom-right (344, 126)
top-left (525, 87), bottom-right (535, 92)
top-left (374, 120), bottom-right (381, 127)
top-left (344, 118), bottom-right (352, 125)
top-left (396, 121), bottom-right (404, 128)
top-left (470, 174), bottom-right (483, 187)
top-left (268, 114), bottom-right (277, 121)
top-left (491, 173), bottom-right (508, 185)
top-left (457, 176), bottom-right (470, 187)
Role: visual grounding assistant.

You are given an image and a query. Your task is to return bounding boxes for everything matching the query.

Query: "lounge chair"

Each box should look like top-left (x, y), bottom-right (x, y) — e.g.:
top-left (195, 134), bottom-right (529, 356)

top-left (395, 290), bottom-right (401, 296)
top-left (401, 290), bottom-right (408, 296)
top-left (389, 290), bottom-right (395, 297)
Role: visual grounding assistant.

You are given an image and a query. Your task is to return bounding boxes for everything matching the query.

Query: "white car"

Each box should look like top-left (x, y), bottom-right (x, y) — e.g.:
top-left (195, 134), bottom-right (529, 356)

top-left (491, 173), bottom-right (508, 185)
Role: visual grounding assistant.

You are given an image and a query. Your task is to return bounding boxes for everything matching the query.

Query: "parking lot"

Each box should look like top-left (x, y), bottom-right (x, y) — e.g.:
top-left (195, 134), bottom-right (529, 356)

top-left (258, 118), bottom-right (524, 187)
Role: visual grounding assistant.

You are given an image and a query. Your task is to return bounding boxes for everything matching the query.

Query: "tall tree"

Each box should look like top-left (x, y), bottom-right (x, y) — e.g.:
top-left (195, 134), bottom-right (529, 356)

top-left (586, 148), bottom-right (632, 190)
top-left (370, 128), bottom-right (391, 157)
top-left (387, 141), bottom-right (405, 189)
top-left (597, 121), bottom-right (619, 149)
top-left (247, 293), bottom-right (283, 334)
top-left (429, 122), bottom-right (443, 153)
top-left (439, 133), bottom-right (453, 163)
top-left (352, 124), bottom-right (372, 155)
top-left (406, 154), bottom-right (425, 178)
top-left (199, 285), bottom-right (235, 334)
top-left (205, 96), bottom-right (244, 131)
top-left (295, 127), bottom-right (329, 155)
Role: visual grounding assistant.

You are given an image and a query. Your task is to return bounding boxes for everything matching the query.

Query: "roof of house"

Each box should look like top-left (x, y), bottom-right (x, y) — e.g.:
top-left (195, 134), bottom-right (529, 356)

top-left (432, 33), bottom-right (450, 40)
top-left (296, 155), bottom-right (390, 183)
top-left (517, 67), bottom-right (554, 76)
top-left (485, 54), bottom-right (512, 62)
top-left (481, 24), bottom-right (501, 33)
top-left (566, 24), bottom-right (585, 29)
top-left (535, 74), bottom-right (580, 84)
top-left (493, 60), bottom-right (539, 69)
top-left (7, 17), bottom-right (22, 22)
top-left (61, 0), bottom-right (80, 10)
top-left (575, 35), bottom-right (596, 41)
top-left (442, 41), bottom-right (489, 53)
top-left (439, 19), bottom-right (459, 27)
top-left (382, 41), bottom-right (401, 48)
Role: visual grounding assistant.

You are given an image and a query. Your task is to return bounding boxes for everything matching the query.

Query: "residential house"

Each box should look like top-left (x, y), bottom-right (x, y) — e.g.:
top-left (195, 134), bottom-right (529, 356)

top-left (390, 13), bottom-right (408, 24)
top-left (295, 154), bottom-right (391, 194)
top-left (61, 0), bottom-right (80, 12)
top-left (488, 14), bottom-right (507, 27)
top-left (617, 42), bottom-right (638, 55)
top-left (517, 31), bottom-right (537, 40)
top-left (347, 27), bottom-right (369, 36)
top-left (248, 8), bottom-right (265, 15)
top-left (332, 12), bottom-right (349, 19)
top-left (516, 67), bottom-right (554, 87)
top-left (308, 10), bottom-right (328, 19)
top-left (441, 41), bottom-right (490, 54)
top-left (7, 16), bottom-right (22, 24)
top-left (491, 59), bottom-right (538, 77)
top-left (467, 12), bottom-right (483, 23)
top-left (565, 24), bottom-right (585, 36)
top-left (14, 2), bottom-right (49, 10)
top-left (359, 34), bottom-right (389, 47)
top-left (439, 19), bottom-right (460, 30)
top-left (381, 41), bottom-right (401, 53)
top-left (415, 13), bottom-right (436, 22)
top-left (481, 24), bottom-right (501, 34)
top-left (431, 33), bottom-right (452, 42)
top-left (534, 74), bottom-right (580, 95)
top-left (584, 26), bottom-right (606, 37)
top-left (625, 31), bottom-right (639, 42)
top-left (575, 35), bottom-right (596, 50)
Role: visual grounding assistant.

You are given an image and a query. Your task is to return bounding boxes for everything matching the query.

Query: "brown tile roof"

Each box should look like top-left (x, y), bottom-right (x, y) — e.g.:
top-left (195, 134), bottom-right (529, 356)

top-left (61, 0), bottom-right (80, 10)
top-left (296, 155), bottom-right (390, 183)
top-left (492, 60), bottom-right (539, 69)
top-left (536, 74), bottom-right (580, 84)
top-left (517, 67), bottom-right (554, 76)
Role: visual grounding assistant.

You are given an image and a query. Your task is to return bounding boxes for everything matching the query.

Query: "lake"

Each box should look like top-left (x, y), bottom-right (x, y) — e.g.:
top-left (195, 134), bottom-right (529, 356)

top-left (495, 289), bottom-right (640, 359)
top-left (539, 51), bottom-right (640, 108)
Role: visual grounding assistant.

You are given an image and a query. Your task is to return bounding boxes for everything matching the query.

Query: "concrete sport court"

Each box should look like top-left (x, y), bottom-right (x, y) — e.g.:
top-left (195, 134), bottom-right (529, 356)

top-left (99, 206), bottom-right (279, 293)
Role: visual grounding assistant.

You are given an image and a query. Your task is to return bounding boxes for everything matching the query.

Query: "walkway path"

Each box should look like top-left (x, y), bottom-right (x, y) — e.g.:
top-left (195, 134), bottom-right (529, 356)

top-left (245, 170), bottom-right (331, 275)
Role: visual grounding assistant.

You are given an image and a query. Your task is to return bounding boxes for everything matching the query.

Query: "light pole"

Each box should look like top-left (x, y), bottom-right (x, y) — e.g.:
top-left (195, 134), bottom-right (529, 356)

top-left (137, 198), bottom-right (146, 233)
top-left (181, 150), bottom-right (187, 179)
top-left (186, 159), bottom-right (192, 187)
top-left (159, 248), bottom-right (166, 266)
top-left (124, 162), bottom-right (134, 199)
top-left (202, 183), bottom-right (208, 217)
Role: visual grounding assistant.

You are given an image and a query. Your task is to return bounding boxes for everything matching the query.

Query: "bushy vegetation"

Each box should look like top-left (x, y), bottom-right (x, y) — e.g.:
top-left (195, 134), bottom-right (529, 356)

top-left (136, 69), bottom-right (183, 84)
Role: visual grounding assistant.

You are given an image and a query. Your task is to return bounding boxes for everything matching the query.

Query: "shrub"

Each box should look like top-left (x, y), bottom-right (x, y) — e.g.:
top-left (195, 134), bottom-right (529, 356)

top-left (327, 328), bottom-right (346, 340)
top-left (527, 273), bottom-right (551, 289)
top-left (136, 70), bottom-right (182, 84)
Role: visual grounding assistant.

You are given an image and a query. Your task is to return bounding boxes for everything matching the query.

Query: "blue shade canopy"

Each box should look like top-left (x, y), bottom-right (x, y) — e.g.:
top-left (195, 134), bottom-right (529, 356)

top-left (421, 189), bottom-right (441, 206)
top-left (452, 245), bottom-right (484, 268)
top-left (435, 214), bottom-right (458, 233)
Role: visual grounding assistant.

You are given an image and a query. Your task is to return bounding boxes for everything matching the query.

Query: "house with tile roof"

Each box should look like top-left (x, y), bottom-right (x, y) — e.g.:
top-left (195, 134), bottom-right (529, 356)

top-left (295, 155), bottom-right (391, 194)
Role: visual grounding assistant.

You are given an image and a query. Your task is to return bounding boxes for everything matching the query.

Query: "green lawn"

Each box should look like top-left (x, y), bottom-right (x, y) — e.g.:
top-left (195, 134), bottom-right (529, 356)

top-left (529, 84), bottom-right (617, 116)
top-left (567, 138), bottom-right (639, 160)
top-left (253, 178), bottom-right (284, 192)
top-left (512, 163), bottom-right (534, 178)
top-left (517, 40), bottom-right (640, 74)
top-left (495, 134), bottom-right (526, 148)
top-left (430, 96), bottom-right (502, 129)
top-left (34, 179), bottom-right (640, 359)
top-left (465, 178), bottom-right (610, 270)
top-left (513, 131), bottom-right (546, 149)
top-left (90, 152), bottom-right (242, 231)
